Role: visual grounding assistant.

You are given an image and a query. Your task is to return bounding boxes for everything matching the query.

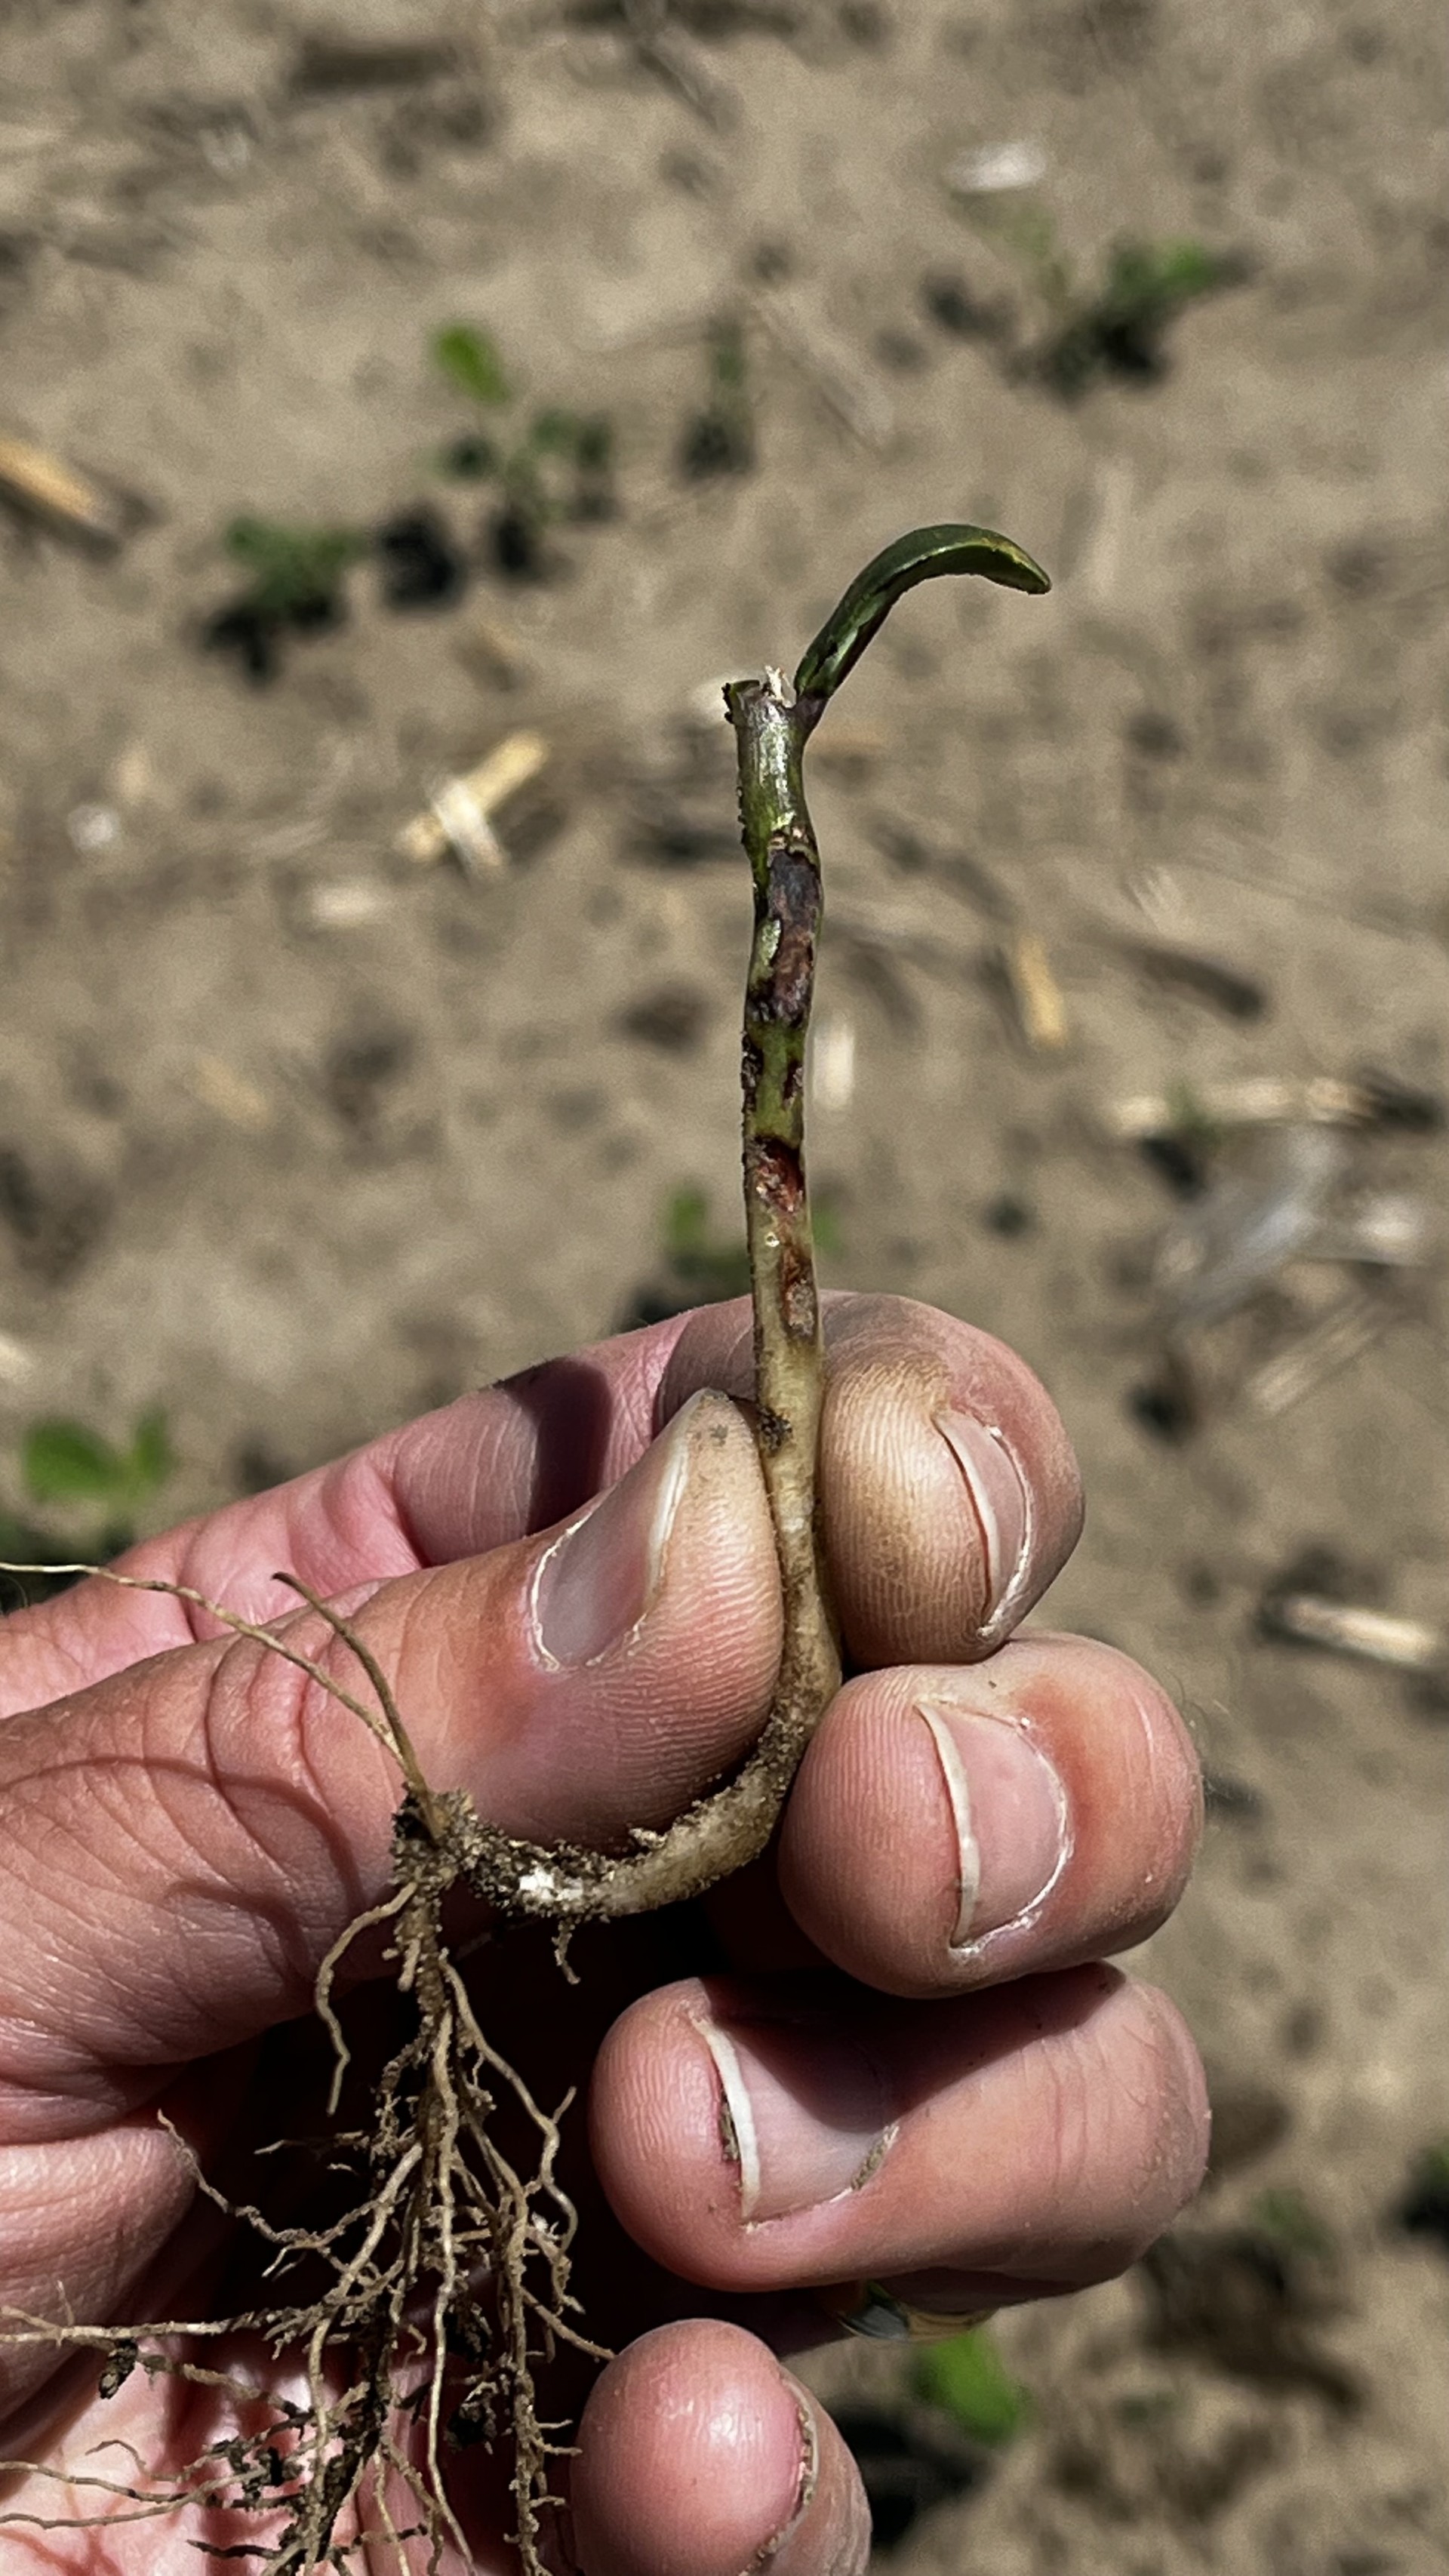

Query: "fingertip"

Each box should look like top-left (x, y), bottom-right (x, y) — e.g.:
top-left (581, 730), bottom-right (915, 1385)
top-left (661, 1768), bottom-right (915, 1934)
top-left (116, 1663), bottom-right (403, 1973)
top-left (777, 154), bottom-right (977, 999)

top-left (779, 1637), bottom-right (1202, 1997)
top-left (1140, 1978), bottom-right (1213, 2214)
top-left (571, 2322), bottom-right (822, 2576)
top-left (816, 1297), bottom-right (1082, 1665)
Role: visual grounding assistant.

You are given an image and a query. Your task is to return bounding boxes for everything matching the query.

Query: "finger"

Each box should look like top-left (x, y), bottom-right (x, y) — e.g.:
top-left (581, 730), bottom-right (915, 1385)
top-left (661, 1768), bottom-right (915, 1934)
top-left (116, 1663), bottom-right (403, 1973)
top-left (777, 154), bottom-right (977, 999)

top-left (0, 1392), bottom-right (780, 2124)
top-left (590, 1966), bottom-right (1208, 2301)
top-left (663, 1292), bottom-right (1082, 1664)
top-left (777, 1634), bottom-right (1203, 1996)
top-left (3, 1293), bottom-right (1079, 1706)
top-left (569, 2321), bottom-right (869, 2576)
top-left (0, 1311), bottom-right (703, 1710)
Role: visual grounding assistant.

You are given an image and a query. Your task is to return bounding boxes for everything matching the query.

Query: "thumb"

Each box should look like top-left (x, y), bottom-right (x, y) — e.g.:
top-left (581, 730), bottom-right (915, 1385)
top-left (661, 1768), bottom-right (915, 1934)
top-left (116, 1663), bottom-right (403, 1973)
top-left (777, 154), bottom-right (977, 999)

top-left (0, 1392), bottom-right (780, 2116)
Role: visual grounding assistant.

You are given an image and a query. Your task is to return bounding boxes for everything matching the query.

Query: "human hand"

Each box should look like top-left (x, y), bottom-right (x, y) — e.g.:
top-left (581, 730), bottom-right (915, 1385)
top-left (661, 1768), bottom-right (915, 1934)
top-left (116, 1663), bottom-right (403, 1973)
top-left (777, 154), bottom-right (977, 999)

top-left (0, 1294), bottom-right (1205, 2573)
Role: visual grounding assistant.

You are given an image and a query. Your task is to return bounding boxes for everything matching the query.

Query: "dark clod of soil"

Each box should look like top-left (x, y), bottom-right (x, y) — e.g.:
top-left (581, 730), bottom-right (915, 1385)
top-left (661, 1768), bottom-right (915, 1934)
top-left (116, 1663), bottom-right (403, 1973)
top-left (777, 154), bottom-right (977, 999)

top-left (1395, 2146), bottom-right (1449, 2253)
top-left (1126, 941), bottom-right (1269, 1022)
top-left (1129, 1358), bottom-right (1201, 1443)
top-left (982, 1191), bottom-right (1035, 1236)
top-left (489, 504), bottom-right (549, 580)
top-left (1125, 706), bottom-right (1188, 759)
top-left (289, 35), bottom-right (466, 95)
top-left (919, 269), bottom-right (1007, 339)
top-left (0, 1143), bottom-right (109, 1285)
top-left (678, 406), bottom-right (755, 480)
top-left (375, 507), bottom-right (468, 611)
top-left (617, 986), bottom-right (711, 1053)
top-left (635, 811), bottom-right (740, 867)
top-left (1139, 1131), bottom-right (1212, 1196)
top-left (831, 2403), bottom-right (990, 2553)
top-left (324, 1027), bottom-right (415, 1137)
top-left (199, 600), bottom-right (284, 682)
top-left (1140, 2224), bottom-right (1360, 2411)
top-left (1201, 1770), bottom-right (1267, 1820)
top-left (201, 587), bottom-right (346, 685)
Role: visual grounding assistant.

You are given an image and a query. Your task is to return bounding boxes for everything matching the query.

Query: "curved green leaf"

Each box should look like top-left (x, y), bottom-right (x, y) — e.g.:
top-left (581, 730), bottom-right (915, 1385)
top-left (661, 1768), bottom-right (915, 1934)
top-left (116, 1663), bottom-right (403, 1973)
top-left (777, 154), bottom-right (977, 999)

top-left (433, 324), bottom-right (509, 408)
top-left (793, 522), bottom-right (1051, 705)
top-left (912, 2325), bottom-right (1031, 2445)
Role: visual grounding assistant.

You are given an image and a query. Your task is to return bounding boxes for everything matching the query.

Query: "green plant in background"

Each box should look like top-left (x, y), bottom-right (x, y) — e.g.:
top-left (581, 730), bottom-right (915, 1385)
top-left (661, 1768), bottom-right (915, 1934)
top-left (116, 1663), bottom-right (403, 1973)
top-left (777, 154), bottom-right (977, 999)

top-left (1037, 237), bottom-right (1247, 396)
top-left (433, 322), bottom-right (616, 575)
top-left (0, 1408), bottom-right (174, 1605)
top-left (434, 321), bottom-right (511, 410)
top-left (1248, 2186), bottom-right (1337, 2262)
top-left (202, 517), bottom-right (369, 681)
top-left (221, 519), bottom-right (368, 625)
top-left (968, 199), bottom-right (1245, 397)
top-left (23, 1406), bottom-right (173, 1516)
top-left (912, 2325), bottom-right (1032, 2446)
top-left (629, 1183), bottom-right (845, 1328)
top-left (678, 315), bottom-right (755, 479)
top-left (662, 1185), bottom-right (753, 1304)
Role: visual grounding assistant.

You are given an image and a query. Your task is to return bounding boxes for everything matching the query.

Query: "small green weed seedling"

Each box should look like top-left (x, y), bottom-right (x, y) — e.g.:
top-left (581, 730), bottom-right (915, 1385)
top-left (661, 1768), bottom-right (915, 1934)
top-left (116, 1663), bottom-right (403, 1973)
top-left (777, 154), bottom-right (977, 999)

top-left (964, 199), bottom-right (1246, 397)
top-left (678, 315), bottom-right (755, 479)
top-left (1, 1408), bottom-right (174, 1602)
top-left (627, 1183), bottom-right (844, 1328)
top-left (23, 1405), bottom-right (173, 1516)
top-left (657, 1183), bottom-right (752, 1308)
top-left (203, 517), bottom-right (368, 682)
top-left (1035, 236), bottom-right (1247, 396)
top-left (433, 322), bottom-right (616, 577)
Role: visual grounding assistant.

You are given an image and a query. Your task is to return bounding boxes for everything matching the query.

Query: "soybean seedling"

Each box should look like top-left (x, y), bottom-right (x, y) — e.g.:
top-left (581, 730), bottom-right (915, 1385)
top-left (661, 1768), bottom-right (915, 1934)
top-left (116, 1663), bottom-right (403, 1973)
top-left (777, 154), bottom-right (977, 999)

top-left (433, 322), bottom-right (617, 577)
top-left (0, 522), bottom-right (1048, 2574)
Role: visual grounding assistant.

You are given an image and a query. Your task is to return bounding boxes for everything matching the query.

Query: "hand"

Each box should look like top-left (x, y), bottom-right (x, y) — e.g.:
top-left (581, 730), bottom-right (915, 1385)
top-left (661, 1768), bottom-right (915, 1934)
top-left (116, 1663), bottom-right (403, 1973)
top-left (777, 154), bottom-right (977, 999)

top-left (0, 1294), bottom-right (1205, 2573)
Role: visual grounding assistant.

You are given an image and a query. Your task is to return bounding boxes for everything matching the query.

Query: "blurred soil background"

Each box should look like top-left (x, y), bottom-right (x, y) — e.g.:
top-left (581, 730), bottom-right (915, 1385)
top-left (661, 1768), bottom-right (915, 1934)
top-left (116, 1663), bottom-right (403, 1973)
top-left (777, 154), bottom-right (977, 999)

top-left (1, 0), bottom-right (1447, 2567)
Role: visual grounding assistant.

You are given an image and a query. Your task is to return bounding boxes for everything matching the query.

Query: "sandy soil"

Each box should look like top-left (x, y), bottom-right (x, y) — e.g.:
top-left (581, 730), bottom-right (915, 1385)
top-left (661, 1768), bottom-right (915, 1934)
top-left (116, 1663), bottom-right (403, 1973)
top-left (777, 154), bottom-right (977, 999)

top-left (1, 0), bottom-right (1446, 2565)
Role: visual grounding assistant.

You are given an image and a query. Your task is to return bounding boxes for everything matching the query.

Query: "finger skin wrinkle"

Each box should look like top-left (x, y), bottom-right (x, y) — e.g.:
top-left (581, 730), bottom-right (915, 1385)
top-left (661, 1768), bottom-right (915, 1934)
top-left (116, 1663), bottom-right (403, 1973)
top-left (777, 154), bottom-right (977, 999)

top-left (198, 1617), bottom-right (393, 1955)
top-left (175, 1442), bottom-right (420, 1635)
top-left (0, 1620), bottom-right (393, 2122)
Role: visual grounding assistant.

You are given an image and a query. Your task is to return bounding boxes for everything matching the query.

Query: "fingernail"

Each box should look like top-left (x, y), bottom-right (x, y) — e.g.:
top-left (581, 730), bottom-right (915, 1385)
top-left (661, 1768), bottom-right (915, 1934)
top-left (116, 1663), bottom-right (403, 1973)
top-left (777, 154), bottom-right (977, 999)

top-left (533, 1395), bottom-right (704, 1666)
top-left (697, 2012), bottom-right (895, 2224)
top-left (935, 1409), bottom-right (1032, 1639)
top-left (917, 1700), bottom-right (1069, 1946)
